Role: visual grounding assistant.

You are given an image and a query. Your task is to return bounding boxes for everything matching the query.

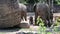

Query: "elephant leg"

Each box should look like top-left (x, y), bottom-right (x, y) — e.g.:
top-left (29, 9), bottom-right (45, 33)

top-left (46, 20), bottom-right (50, 27)
top-left (44, 20), bottom-right (47, 27)
top-left (21, 16), bottom-right (22, 20)
top-left (35, 13), bottom-right (38, 25)
top-left (47, 18), bottom-right (51, 27)
top-left (35, 13), bottom-right (36, 23)
top-left (35, 17), bottom-right (37, 25)
top-left (21, 16), bottom-right (23, 20)
top-left (24, 15), bottom-right (27, 21)
top-left (47, 13), bottom-right (53, 27)
top-left (46, 15), bottom-right (52, 27)
top-left (50, 13), bottom-right (53, 24)
top-left (23, 12), bottom-right (27, 21)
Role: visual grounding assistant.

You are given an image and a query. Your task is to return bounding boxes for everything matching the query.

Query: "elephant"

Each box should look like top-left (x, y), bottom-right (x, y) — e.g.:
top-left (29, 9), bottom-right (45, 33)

top-left (0, 0), bottom-right (22, 28)
top-left (19, 3), bottom-right (27, 21)
top-left (33, 3), bottom-right (53, 27)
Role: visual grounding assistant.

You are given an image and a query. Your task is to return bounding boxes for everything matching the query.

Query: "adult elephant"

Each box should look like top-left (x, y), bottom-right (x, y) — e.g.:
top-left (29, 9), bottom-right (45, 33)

top-left (0, 0), bottom-right (21, 28)
top-left (33, 3), bottom-right (52, 27)
top-left (19, 3), bottom-right (27, 21)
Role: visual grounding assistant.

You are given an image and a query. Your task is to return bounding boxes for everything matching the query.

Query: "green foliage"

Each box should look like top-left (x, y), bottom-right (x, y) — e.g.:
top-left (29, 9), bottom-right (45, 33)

top-left (36, 16), bottom-right (47, 34)
top-left (53, 17), bottom-right (60, 32)
top-left (19, 0), bottom-right (38, 4)
top-left (37, 16), bottom-right (53, 34)
top-left (19, 0), bottom-right (27, 4)
top-left (36, 16), bottom-right (60, 34)
top-left (47, 32), bottom-right (52, 34)
top-left (55, 0), bottom-right (60, 5)
top-left (36, 16), bottom-right (45, 26)
top-left (24, 0), bottom-right (39, 4)
top-left (54, 26), bottom-right (60, 32)
top-left (19, 0), bottom-right (46, 4)
top-left (55, 17), bottom-right (60, 26)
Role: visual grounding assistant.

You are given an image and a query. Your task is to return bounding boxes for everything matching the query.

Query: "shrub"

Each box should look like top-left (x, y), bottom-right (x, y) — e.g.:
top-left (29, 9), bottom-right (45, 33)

top-left (36, 16), bottom-right (44, 26)
top-left (55, 17), bottom-right (60, 26)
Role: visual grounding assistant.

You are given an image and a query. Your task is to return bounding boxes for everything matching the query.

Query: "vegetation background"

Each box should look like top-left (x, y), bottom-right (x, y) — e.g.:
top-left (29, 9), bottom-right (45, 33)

top-left (19, 0), bottom-right (60, 5)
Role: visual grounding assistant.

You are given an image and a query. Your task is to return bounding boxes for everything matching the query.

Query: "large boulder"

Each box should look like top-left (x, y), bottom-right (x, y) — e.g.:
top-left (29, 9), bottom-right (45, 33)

top-left (0, 0), bottom-right (21, 28)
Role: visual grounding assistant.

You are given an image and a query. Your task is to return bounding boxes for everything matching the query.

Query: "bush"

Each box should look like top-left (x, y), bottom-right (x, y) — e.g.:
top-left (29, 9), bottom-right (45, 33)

top-left (55, 17), bottom-right (60, 26)
top-left (37, 16), bottom-right (47, 34)
top-left (36, 16), bottom-right (44, 26)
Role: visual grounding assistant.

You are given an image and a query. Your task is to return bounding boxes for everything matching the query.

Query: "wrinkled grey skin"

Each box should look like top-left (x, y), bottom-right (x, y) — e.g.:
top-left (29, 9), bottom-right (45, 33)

top-left (33, 3), bottom-right (52, 27)
top-left (0, 0), bottom-right (21, 28)
top-left (19, 3), bottom-right (27, 21)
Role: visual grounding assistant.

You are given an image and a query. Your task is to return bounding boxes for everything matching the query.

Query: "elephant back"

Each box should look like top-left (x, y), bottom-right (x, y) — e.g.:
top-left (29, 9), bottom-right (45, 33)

top-left (19, 3), bottom-right (27, 12)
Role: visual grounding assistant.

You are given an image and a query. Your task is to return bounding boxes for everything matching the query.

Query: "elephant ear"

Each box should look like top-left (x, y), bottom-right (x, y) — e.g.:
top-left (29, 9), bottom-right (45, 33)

top-left (33, 3), bottom-right (37, 12)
